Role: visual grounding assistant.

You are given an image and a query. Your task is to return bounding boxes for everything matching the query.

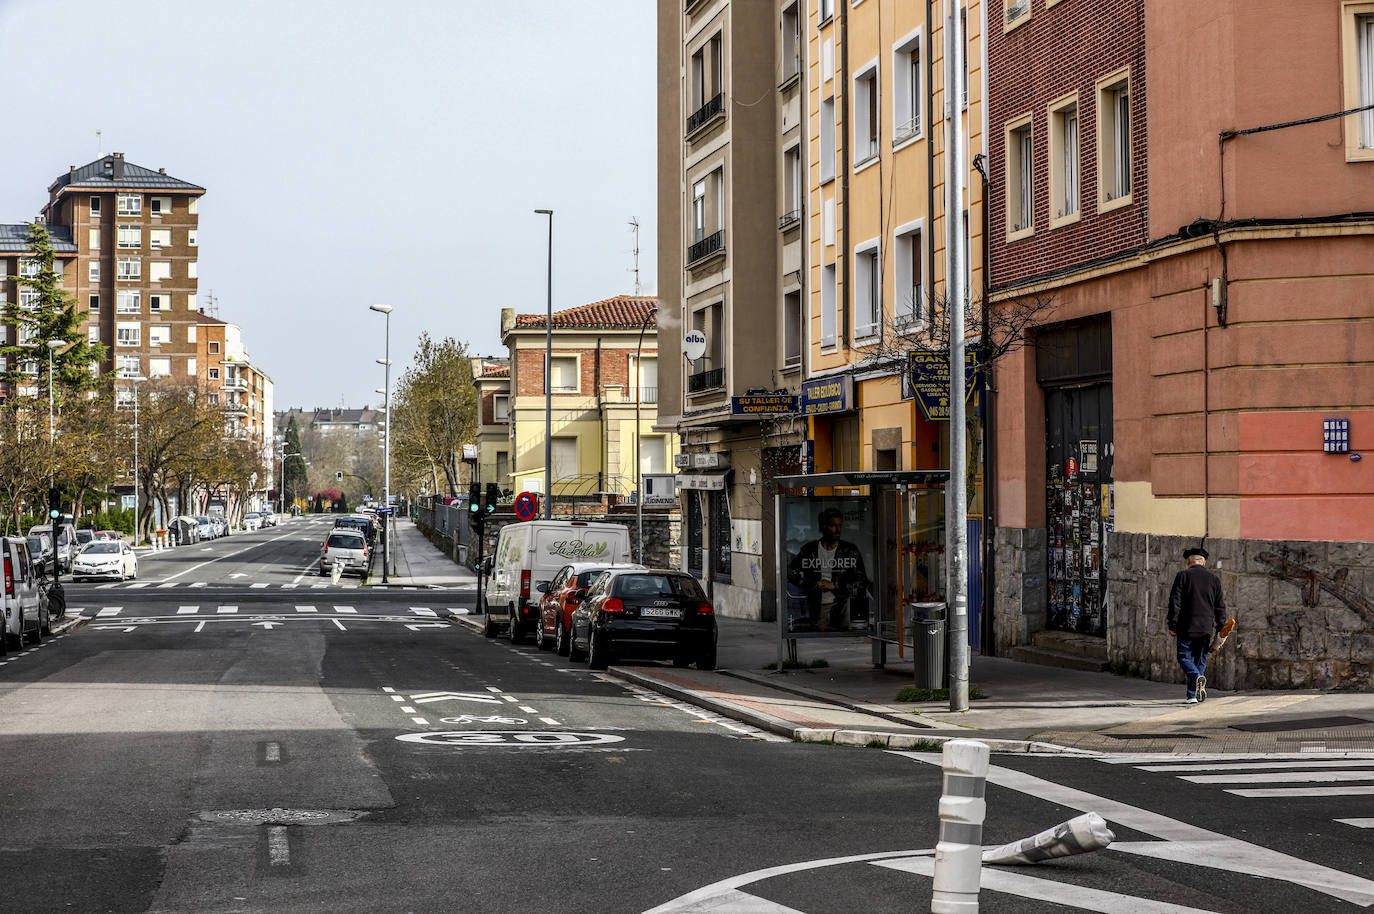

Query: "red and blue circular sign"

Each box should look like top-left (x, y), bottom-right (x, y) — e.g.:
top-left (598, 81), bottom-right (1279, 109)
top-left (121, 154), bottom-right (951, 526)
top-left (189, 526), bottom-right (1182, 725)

top-left (514, 491), bottom-right (539, 521)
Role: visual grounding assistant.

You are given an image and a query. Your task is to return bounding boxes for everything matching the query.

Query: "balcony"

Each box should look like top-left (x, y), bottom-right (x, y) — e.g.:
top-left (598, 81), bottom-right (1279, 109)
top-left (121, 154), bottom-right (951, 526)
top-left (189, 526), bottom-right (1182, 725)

top-left (686, 229), bottom-right (725, 267)
top-left (778, 209), bottom-right (802, 231)
top-left (687, 367), bottom-right (724, 395)
top-left (894, 115), bottom-right (922, 145)
top-left (223, 377), bottom-right (248, 392)
top-left (684, 0), bottom-right (711, 12)
top-left (635, 386), bottom-right (658, 404)
top-left (686, 93), bottom-right (724, 137)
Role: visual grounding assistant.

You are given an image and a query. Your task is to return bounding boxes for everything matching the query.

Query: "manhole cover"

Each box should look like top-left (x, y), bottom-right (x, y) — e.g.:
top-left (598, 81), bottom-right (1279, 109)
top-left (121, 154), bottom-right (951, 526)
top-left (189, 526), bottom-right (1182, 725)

top-left (201, 808), bottom-right (364, 827)
top-left (1231, 716), bottom-right (1373, 733)
top-left (1109, 733), bottom-right (1206, 741)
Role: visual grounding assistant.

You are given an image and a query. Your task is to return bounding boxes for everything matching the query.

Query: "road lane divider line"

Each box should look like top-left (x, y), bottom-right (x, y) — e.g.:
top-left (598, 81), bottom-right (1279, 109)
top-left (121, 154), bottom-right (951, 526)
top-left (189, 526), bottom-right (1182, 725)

top-left (485, 687), bottom-right (502, 693)
top-left (159, 528), bottom-right (305, 583)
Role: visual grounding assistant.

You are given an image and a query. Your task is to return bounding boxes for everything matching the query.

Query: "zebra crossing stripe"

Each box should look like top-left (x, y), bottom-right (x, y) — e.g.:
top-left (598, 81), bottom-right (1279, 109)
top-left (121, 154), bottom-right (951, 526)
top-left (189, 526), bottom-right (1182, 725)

top-left (335, 606), bottom-right (356, 613)
top-left (1228, 786), bottom-right (1374, 798)
top-left (410, 608), bottom-right (437, 617)
top-left (1140, 759), bottom-right (1374, 773)
top-left (96, 608), bottom-right (121, 617)
top-left (251, 583), bottom-right (268, 589)
top-left (177, 606), bottom-right (198, 615)
top-left (190, 582), bottom-right (206, 588)
top-left (217, 606), bottom-right (238, 614)
top-left (158, 582), bottom-right (177, 589)
top-left (295, 605), bottom-right (317, 613)
top-left (127, 582), bottom-right (150, 589)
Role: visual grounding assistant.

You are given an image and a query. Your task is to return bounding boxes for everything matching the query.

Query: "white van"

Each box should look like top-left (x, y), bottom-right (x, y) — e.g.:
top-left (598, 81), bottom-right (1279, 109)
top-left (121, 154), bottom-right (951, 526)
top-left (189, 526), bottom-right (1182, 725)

top-left (1, 537), bottom-right (48, 651)
top-left (483, 520), bottom-right (632, 641)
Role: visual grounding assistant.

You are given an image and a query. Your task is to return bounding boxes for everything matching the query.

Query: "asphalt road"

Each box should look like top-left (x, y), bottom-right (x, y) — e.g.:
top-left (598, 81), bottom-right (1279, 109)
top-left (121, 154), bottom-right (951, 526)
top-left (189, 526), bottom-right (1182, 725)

top-left (0, 518), bottom-right (1368, 912)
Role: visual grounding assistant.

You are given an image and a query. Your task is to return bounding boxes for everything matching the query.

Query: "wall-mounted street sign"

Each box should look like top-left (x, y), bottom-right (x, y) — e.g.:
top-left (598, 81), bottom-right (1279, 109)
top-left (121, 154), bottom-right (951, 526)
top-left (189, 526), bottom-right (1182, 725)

top-left (908, 350), bottom-right (978, 422)
top-left (691, 452), bottom-right (729, 470)
top-left (683, 330), bottom-right (707, 361)
top-left (731, 393), bottom-right (798, 416)
top-left (800, 375), bottom-right (853, 415)
top-left (642, 474), bottom-right (678, 507)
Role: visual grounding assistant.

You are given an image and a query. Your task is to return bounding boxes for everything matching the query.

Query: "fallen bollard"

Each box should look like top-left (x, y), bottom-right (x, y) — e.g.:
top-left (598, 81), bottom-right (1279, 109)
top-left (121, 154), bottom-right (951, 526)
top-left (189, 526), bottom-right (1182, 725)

top-left (932, 739), bottom-right (990, 914)
top-left (982, 812), bottom-right (1116, 865)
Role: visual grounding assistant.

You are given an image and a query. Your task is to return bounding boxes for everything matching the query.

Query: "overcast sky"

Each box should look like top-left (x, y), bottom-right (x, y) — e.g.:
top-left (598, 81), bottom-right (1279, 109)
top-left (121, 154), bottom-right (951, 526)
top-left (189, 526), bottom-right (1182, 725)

top-left (0, 0), bottom-right (657, 411)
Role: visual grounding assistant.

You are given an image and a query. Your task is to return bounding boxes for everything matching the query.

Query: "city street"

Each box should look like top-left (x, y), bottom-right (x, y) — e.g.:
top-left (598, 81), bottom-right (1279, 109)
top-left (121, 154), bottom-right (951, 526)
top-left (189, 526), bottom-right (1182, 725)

top-left (0, 519), bottom-right (1363, 912)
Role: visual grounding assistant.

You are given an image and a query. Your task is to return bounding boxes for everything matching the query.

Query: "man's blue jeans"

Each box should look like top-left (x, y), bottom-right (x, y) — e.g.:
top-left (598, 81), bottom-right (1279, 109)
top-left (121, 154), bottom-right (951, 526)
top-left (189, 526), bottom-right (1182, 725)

top-left (1177, 636), bottom-right (1210, 698)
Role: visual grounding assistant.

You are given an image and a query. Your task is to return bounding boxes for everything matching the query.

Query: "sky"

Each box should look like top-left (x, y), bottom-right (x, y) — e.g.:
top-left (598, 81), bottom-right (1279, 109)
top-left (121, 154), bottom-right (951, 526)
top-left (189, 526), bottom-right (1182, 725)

top-left (0, 0), bottom-right (658, 411)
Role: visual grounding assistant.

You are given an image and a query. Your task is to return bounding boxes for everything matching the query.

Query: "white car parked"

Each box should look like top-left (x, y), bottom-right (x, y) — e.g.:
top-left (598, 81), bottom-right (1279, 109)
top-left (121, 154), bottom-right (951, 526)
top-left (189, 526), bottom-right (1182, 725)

top-left (1, 536), bottom-right (48, 650)
top-left (243, 512), bottom-right (262, 531)
top-left (72, 541), bottom-right (138, 582)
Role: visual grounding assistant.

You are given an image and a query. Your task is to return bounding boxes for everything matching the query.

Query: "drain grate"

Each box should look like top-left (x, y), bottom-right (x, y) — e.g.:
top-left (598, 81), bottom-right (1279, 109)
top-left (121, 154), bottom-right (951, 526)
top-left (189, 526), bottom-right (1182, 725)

top-left (1231, 716), bottom-right (1373, 733)
top-left (201, 808), bottom-right (365, 827)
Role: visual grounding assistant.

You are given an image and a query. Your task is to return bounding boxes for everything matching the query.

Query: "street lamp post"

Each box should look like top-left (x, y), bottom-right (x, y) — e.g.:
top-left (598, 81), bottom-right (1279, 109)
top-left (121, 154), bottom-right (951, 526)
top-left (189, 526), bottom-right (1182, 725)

top-left (369, 304), bottom-right (393, 584)
top-left (634, 306), bottom-right (657, 564)
top-left (128, 375), bottom-right (147, 545)
top-left (46, 339), bottom-right (65, 444)
top-left (279, 447), bottom-right (302, 515)
top-left (534, 209), bottom-right (553, 518)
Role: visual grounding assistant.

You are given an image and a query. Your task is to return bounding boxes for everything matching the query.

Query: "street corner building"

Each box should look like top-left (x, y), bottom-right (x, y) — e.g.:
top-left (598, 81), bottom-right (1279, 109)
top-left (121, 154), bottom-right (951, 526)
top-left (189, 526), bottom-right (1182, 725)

top-left (658, 0), bottom-right (1373, 687)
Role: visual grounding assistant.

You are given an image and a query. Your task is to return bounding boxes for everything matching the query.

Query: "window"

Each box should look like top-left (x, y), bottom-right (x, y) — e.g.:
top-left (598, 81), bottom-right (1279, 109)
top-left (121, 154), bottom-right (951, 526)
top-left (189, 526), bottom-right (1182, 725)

top-left (18, 259), bottom-right (39, 279)
top-left (894, 222), bottom-right (924, 329)
top-left (89, 261), bottom-right (100, 283)
top-left (783, 289), bottom-right (803, 366)
top-left (820, 97), bottom-right (836, 183)
top-left (854, 63), bottom-right (880, 165)
top-left (688, 33), bottom-right (723, 124)
top-left (117, 290), bottom-right (141, 313)
top-left (188, 293), bottom-right (197, 311)
top-left (692, 179), bottom-right (706, 241)
top-left (710, 491), bottom-right (731, 577)
top-left (1004, 0), bottom-right (1030, 30)
top-left (187, 261), bottom-right (197, 279)
top-left (17, 323), bottom-right (36, 346)
top-left (493, 394), bottom-right (509, 421)
top-left (832, 415), bottom-right (861, 471)
top-left (630, 355), bottom-right (658, 402)
top-left (640, 436), bottom-right (666, 475)
top-left (19, 289), bottom-right (40, 310)
top-left (89, 196), bottom-right (101, 217)
top-left (209, 341), bottom-right (220, 354)
top-left (150, 228), bottom-right (172, 249)
top-left (893, 33), bottom-right (923, 144)
top-left (150, 261), bottom-right (172, 282)
top-left (117, 257), bottom-right (141, 281)
top-left (820, 0), bottom-right (833, 24)
top-left (150, 197), bottom-right (170, 215)
top-left (116, 356), bottom-right (140, 379)
top-left (1049, 95), bottom-right (1081, 226)
top-left (209, 367), bottom-right (220, 380)
top-left (1343, 6), bottom-right (1374, 159)
top-left (187, 357), bottom-right (196, 376)
top-left (1005, 116), bottom-right (1034, 238)
top-left (88, 227), bottom-right (100, 250)
top-left (188, 198), bottom-right (198, 215)
top-left (117, 225), bottom-right (141, 249)
top-left (150, 325), bottom-right (171, 345)
top-left (550, 356), bottom-right (578, 392)
top-left (1096, 70), bottom-right (1132, 210)
top-left (116, 323), bottom-right (141, 347)
top-left (853, 241), bottom-right (880, 341)
top-left (821, 263), bottom-right (837, 348)
top-left (20, 359), bottom-right (37, 377)
top-left (551, 437), bottom-right (578, 480)
top-left (117, 194), bottom-right (141, 216)
top-left (188, 229), bottom-right (197, 247)
top-left (690, 303), bottom-right (723, 372)
top-left (782, 4), bottom-right (801, 82)
top-left (209, 392), bottom-right (220, 406)
top-left (187, 325), bottom-right (197, 342)
top-left (783, 145), bottom-right (802, 219)
top-left (88, 325), bottom-right (99, 343)
top-left (52, 261), bottom-right (64, 285)
top-left (150, 293), bottom-right (167, 312)
top-left (149, 357), bottom-right (171, 378)
top-left (88, 294), bottom-right (99, 313)
top-left (496, 452), bottom-right (509, 480)
top-left (961, 8), bottom-right (969, 110)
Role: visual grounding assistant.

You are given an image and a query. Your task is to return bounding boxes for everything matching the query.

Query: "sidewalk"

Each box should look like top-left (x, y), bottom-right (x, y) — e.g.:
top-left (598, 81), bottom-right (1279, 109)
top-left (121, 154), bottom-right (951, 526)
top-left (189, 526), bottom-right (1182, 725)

top-left (376, 516), bottom-right (478, 590)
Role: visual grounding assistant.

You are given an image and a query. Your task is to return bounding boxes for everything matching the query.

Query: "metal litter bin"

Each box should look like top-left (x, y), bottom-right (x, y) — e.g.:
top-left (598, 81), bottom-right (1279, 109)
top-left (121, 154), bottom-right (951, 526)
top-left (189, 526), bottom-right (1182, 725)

top-left (910, 603), bottom-right (946, 689)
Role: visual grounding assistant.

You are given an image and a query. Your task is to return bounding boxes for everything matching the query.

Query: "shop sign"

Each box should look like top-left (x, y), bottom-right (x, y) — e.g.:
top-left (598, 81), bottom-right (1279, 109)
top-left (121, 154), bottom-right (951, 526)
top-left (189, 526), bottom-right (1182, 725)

top-left (677, 474), bottom-right (727, 491)
top-left (908, 350), bottom-right (978, 421)
top-left (642, 474), bottom-right (677, 507)
top-left (731, 394), bottom-right (798, 416)
top-left (800, 376), bottom-right (853, 415)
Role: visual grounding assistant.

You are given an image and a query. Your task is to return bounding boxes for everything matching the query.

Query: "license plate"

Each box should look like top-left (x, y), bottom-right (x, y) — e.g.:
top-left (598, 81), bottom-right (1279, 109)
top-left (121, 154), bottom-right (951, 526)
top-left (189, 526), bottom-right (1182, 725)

top-left (639, 607), bottom-right (681, 619)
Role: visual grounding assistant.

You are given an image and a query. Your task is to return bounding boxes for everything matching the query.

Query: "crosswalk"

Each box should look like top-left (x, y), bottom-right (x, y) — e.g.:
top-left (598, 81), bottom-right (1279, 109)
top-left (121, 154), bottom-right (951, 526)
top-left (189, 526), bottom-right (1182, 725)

top-left (1101, 753), bottom-right (1374, 822)
top-left (76, 581), bottom-right (455, 591)
top-left (83, 605), bottom-right (458, 619)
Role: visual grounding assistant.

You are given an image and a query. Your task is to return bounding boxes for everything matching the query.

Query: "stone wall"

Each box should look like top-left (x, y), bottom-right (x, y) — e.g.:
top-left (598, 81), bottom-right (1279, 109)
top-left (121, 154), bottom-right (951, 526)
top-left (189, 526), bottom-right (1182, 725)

top-left (997, 525), bottom-right (1374, 690)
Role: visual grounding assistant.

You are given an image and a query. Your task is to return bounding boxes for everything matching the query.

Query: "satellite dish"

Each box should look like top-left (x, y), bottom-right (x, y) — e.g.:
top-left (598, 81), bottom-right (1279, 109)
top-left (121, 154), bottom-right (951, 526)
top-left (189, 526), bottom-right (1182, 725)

top-left (683, 330), bottom-right (707, 361)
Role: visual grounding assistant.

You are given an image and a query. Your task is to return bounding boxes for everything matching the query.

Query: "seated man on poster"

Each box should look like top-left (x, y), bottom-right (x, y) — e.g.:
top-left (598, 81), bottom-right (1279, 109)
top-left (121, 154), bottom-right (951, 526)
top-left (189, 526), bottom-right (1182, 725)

top-left (788, 508), bottom-right (869, 632)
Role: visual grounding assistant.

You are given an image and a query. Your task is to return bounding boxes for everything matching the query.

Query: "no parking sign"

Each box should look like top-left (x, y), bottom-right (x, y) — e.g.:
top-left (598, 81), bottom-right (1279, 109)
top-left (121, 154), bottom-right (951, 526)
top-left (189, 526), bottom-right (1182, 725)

top-left (514, 491), bottom-right (539, 521)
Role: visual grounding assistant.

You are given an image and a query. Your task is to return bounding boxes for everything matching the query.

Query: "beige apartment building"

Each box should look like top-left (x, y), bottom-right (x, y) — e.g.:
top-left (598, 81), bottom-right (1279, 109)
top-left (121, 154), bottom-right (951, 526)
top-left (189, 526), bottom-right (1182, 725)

top-left (658, 0), bottom-right (809, 620)
top-left (469, 356), bottom-right (511, 490)
top-left (196, 315), bottom-right (275, 455)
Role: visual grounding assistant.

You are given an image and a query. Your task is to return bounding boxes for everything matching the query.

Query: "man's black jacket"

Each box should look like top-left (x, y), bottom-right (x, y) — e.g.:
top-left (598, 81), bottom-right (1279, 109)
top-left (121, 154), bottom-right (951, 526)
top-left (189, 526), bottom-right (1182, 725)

top-left (1167, 564), bottom-right (1228, 638)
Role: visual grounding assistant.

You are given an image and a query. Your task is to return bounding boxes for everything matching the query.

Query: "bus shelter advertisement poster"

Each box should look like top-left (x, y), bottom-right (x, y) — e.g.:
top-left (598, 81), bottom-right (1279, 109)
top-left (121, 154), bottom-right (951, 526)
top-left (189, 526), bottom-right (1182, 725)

top-left (782, 496), bottom-right (875, 635)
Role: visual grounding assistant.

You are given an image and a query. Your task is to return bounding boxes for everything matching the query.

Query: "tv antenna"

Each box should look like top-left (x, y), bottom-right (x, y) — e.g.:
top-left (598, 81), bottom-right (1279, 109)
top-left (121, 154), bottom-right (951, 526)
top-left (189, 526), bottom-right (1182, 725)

top-left (628, 217), bottom-right (640, 295)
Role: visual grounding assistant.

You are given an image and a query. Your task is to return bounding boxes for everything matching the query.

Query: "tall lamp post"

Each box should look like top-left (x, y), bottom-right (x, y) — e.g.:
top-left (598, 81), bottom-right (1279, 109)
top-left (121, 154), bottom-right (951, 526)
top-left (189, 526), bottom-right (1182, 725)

top-left (46, 338), bottom-right (66, 444)
top-left (634, 306), bottom-right (657, 564)
top-left (128, 375), bottom-right (147, 545)
top-left (369, 303), bottom-right (393, 583)
top-left (279, 447), bottom-right (303, 514)
top-left (534, 208), bottom-right (553, 518)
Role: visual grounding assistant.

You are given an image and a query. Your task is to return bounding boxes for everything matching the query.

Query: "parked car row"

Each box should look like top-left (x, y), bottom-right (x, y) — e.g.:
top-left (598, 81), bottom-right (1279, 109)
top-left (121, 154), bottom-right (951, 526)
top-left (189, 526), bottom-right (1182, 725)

top-left (481, 520), bottom-right (719, 671)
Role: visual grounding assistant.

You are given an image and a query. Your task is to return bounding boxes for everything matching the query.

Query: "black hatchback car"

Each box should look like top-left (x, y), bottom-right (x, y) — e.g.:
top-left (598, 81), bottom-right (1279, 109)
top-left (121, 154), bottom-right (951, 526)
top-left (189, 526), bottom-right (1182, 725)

top-left (569, 569), bottom-right (717, 671)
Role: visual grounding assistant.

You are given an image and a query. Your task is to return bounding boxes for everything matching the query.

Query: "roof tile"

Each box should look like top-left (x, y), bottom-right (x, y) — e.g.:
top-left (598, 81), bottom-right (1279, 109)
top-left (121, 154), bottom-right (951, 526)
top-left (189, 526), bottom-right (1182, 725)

top-left (513, 295), bottom-right (657, 330)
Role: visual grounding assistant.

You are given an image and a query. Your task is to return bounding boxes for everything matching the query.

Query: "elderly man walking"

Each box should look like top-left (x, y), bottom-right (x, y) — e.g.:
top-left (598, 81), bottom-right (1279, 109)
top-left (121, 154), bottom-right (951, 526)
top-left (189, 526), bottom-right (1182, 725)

top-left (1168, 546), bottom-right (1228, 704)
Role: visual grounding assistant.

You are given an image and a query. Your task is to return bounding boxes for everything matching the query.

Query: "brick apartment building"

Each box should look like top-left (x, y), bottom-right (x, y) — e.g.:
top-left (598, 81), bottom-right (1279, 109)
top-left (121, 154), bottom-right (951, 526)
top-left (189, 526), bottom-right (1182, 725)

top-left (470, 357), bottom-right (511, 490)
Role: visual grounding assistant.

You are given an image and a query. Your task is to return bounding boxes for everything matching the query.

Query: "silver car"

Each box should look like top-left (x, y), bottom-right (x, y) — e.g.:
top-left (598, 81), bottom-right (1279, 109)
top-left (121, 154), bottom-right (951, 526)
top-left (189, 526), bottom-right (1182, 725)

top-left (320, 530), bottom-right (370, 579)
top-left (1, 537), bottom-right (48, 650)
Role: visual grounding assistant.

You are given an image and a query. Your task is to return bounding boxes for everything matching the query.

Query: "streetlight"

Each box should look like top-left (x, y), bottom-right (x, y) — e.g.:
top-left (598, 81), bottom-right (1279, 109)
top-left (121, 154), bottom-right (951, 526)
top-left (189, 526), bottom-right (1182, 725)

top-left (279, 446), bottom-right (303, 514)
top-left (46, 339), bottom-right (66, 444)
top-left (634, 306), bottom-right (657, 564)
top-left (369, 303), bottom-right (393, 583)
top-left (534, 208), bottom-right (553, 518)
top-left (127, 375), bottom-right (147, 545)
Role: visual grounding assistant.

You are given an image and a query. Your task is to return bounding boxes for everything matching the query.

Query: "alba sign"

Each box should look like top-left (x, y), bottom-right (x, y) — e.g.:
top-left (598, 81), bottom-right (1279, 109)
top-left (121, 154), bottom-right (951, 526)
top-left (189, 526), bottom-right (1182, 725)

top-left (683, 330), bottom-right (707, 361)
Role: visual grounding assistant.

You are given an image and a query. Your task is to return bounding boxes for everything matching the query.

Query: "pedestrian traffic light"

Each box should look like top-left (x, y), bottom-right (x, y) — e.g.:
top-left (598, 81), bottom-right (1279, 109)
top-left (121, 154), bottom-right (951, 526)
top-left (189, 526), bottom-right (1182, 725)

top-left (468, 482), bottom-right (481, 515)
top-left (484, 483), bottom-right (500, 515)
top-left (48, 487), bottom-right (60, 521)
top-left (336, 471), bottom-right (343, 481)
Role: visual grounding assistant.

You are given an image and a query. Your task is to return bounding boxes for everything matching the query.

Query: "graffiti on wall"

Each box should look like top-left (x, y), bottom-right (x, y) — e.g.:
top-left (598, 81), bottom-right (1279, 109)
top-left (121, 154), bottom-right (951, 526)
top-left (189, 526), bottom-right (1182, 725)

top-left (1256, 550), bottom-right (1371, 617)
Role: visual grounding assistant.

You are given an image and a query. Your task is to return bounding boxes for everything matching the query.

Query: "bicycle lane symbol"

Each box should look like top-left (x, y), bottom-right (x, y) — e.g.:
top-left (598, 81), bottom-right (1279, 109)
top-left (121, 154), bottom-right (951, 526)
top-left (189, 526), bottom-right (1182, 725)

top-left (439, 715), bottom-right (528, 725)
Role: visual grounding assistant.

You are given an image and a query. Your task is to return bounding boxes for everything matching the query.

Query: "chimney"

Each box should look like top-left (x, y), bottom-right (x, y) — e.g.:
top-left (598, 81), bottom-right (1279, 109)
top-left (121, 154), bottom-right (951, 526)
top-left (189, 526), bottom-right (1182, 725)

top-left (500, 307), bottom-right (516, 336)
top-left (112, 153), bottom-right (124, 181)
top-left (158, 168), bottom-right (165, 174)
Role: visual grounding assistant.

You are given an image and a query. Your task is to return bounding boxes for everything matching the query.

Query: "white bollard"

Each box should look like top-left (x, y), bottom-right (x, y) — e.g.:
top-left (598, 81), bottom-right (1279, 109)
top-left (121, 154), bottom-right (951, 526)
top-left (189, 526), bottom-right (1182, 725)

top-left (982, 812), bottom-right (1115, 865)
top-left (932, 739), bottom-right (990, 914)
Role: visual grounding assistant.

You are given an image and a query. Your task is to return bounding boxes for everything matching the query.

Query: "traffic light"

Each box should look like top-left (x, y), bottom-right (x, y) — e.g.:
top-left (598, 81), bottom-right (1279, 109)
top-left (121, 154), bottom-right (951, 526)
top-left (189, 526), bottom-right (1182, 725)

top-left (484, 483), bottom-right (500, 516)
top-left (336, 471), bottom-right (343, 482)
top-left (468, 482), bottom-right (481, 515)
top-left (48, 487), bottom-right (60, 521)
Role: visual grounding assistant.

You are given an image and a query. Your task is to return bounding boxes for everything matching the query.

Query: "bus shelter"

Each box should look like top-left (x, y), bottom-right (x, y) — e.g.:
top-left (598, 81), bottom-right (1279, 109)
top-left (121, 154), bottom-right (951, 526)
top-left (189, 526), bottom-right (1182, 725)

top-left (773, 471), bottom-right (950, 671)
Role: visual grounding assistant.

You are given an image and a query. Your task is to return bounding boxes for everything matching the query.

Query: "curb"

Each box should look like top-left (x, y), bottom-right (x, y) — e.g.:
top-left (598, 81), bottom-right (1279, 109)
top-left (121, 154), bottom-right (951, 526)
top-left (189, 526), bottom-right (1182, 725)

top-left (719, 668), bottom-right (946, 730)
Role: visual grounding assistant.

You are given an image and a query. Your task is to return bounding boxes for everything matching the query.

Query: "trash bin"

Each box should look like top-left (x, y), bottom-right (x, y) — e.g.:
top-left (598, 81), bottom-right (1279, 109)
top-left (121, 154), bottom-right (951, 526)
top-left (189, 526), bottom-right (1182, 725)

top-left (910, 603), bottom-right (946, 689)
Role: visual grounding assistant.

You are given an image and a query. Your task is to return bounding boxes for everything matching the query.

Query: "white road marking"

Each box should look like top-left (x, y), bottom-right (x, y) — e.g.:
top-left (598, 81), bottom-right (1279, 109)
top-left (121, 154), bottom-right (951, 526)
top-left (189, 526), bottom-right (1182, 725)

top-left (1100, 752), bottom-right (1374, 764)
top-left (518, 706), bottom-right (538, 713)
top-left (97, 583), bottom-right (118, 589)
top-left (157, 582), bottom-right (177, 589)
top-left (195, 621), bottom-right (206, 633)
top-left (159, 529), bottom-right (303, 582)
top-left (127, 582), bottom-right (150, 589)
top-left (1184, 770), bottom-right (1374, 785)
top-left (282, 583), bottom-right (299, 590)
top-left (1227, 786), bottom-right (1374, 798)
top-left (177, 606), bottom-right (198, 615)
top-left (400, 706), bottom-right (417, 714)
top-left (265, 742), bottom-right (281, 762)
top-left (1337, 818), bottom-right (1374, 828)
top-left (268, 826), bottom-right (290, 867)
top-left (335, 606), bottom-right (356, 613)
top-left (97, 607), bottom-right (122, 617)
top-left (410, 607), bottom-right (437, 617)
top-left (295, 605), bottom-right (317, 613)
top-left (217, 606), bottom-right (238, 614)
top-left (251, 582), bottom-right (268, 589)
top-left (382, 686), bottom-right (395, 693)
top-left (540, 717), bottom-right (560, 726)
top-left (485, 687), bottom-right (503, 693)
top-left (876, 856), bottom-right (1216, 913)
top-left (332, 618), bottom-right (347, 631)
top-left (410, 691), bottom-right (502, 705)
top-left (1141, 760), bottom-right (1374, 773)
top-left (897, 752), bottom-right (1374, 907)
top-left (502, 695), bottom-right (519, 703)
top-left (311, 583), bottom-right (326, 589)
top-left (410, 717), bottom-right (428, 725)
top-left (190, 582), bottom-right (206, 589)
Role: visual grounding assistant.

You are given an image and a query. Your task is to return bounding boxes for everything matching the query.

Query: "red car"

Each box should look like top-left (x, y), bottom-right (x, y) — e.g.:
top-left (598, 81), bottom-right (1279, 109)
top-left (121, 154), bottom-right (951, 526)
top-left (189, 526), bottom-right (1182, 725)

top-left (534, 561), bottom-right (645, 656)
